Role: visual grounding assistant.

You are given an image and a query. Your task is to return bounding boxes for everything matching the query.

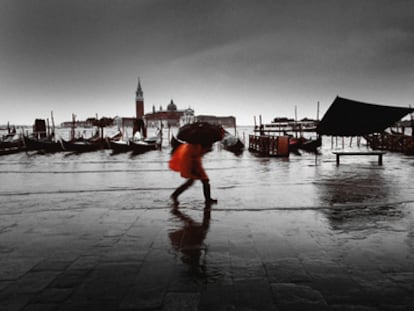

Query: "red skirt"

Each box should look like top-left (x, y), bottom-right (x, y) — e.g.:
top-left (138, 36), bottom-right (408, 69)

top-left (169, 144), bottom-right (208, 180)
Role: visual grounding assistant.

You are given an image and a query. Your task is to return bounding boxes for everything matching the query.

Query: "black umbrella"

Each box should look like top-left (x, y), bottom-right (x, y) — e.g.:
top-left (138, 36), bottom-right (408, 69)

top-left (177, 122), bottom-right (224, 145)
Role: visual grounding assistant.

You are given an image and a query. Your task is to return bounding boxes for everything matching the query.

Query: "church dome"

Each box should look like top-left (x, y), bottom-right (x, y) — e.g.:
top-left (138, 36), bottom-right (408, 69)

top-left (167, 100), bottom-right (177, 111)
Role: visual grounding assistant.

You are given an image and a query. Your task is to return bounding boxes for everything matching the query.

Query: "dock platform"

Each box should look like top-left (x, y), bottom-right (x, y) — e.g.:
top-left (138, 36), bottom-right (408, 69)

top-left (248, 135), bottom-right (289, 157)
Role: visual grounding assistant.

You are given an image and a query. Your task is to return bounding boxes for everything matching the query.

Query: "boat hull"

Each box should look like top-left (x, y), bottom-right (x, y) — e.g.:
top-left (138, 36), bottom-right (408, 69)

top-left (61, 139), bottom-right (106, 153)
top-left (130, 140), bottom-right (158, 154)
top-left (23, 136), bottom-right (63, 153)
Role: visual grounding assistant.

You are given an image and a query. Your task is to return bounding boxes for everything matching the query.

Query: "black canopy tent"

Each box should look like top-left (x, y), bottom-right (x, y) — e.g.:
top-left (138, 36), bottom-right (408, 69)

top-left (316, 96), bottom-right (414, 136)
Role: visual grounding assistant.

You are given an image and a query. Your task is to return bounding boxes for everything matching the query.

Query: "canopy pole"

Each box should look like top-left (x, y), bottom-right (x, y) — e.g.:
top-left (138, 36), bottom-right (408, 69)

top-left (316, 101), bottom-right (320, 121)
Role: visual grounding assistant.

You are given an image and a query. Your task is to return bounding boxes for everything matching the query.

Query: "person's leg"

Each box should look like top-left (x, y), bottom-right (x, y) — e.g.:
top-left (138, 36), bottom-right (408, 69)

top-left (171, 179), bottom-right (195, 203)
top-left (201, 179), bottom-right (217, 204)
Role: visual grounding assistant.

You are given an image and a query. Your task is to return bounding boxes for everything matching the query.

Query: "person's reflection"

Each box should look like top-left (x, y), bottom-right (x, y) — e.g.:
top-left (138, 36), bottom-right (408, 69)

top-left (169, 205), bottom-right (211, 272)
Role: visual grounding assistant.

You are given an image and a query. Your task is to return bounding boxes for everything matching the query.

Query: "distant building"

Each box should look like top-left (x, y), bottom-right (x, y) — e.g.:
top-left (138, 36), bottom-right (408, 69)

top-left (144, 100), bottom-right (195, 128)
top-left (195, 115), bottom-right (236, 128)
top-left (113, 116), bottom-right (135, 129)
top-left (59, 77), bottom-right (236, 132)
top-left (61, 119), bottom-right (95, 128)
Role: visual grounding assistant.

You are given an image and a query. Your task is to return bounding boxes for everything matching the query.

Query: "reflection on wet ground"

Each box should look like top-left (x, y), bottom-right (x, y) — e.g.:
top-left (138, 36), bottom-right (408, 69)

top-left (316, 167), bottom-right (390, 205)
top-left (169, 205), bottom-right (211, 275)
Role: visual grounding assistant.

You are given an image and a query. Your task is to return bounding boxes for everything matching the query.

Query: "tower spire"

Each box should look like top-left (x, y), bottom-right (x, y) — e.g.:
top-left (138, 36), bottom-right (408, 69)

top-left (135, 77), bottom-right (144, 120)
top-left (136, 77), bottom-right (143, 100)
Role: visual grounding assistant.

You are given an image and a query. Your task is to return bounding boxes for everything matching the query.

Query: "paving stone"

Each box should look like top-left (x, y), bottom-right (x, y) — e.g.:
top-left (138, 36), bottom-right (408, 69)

top-left (167, 266), bottom-right (203, 293)
top-left (231, 263), bottom-right (267, 281)
top-left (67, 256), bottom-right (99, 270)
top-left (271, 282), bottom-right (327, 310)
top-left (329, 304), bottom-right (378, 311)
top-left (161, 292), bottom-right (200, 311)
top-left (22, 303), bottom-right (58, 311)
top-left (198, 283), bottom-right (236, 311)
top-left (310, 274), bottom-right (366, 306)
top-left (29, 288), bottom-right (73, 304)
top-left (264, 258), bottom-right (311, 283)
top-left (57, 301), bottom-right (121, 311)
top-left (32, 260), bottom-right (73, 272)
top-left (12, 271), bottom-right (60, 294)
top-left (69, 262), bottom-right (141, 303)
top-left (302, 258), bottom-right (349, 276)
top-left (233, 278), bottom-right (277, 310)
top-left (0, 258), bottom-right (36, 281)
top-left (386, 272), bottom-right (414, 292)
top-left (0, 292), bottom-right (33, 311)
top-left (0, 282), bottom-right (11, 292)
top-left (119, 255), bottom-right (175, 310)
top-left (49, 269), bottom-right (91, 289)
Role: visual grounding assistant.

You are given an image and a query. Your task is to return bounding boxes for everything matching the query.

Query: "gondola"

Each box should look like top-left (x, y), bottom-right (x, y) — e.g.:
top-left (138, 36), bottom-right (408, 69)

top-left (0, 136), bottom-right (25, 155)
top-left (129, 139), bottom-right (158, 154)
top-left (298, 136), bottom-right (322, 153)
top-left (0, 146), bottom-right (25, 156)
top-left (0, 136), bottom-right (22, 149)
top-left (221, 131), bottom-right (244, 155)
top-left (108, 139), bottom-right (131, 154)
top-left (23, 136), bottom-right (63, 153)
top-left (61, 138), bottom-right (107, 153)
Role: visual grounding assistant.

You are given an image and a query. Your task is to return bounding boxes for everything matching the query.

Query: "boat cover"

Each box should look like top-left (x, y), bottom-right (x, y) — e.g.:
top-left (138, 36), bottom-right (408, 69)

top-left (316, 96), bottom-right (414, 136)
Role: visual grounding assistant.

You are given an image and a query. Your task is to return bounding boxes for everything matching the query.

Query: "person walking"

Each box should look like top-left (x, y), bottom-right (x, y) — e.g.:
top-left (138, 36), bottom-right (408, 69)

top-left (169, 143), bottom-right (217, 204)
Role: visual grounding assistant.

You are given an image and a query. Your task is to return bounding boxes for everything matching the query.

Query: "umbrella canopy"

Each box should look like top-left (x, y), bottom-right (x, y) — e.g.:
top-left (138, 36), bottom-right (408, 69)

top-left (177, 122), bottom-right (224, 145)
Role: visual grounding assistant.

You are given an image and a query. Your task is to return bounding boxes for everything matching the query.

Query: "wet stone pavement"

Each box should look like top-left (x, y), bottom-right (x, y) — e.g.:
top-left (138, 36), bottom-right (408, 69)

top-left (1, 142), bottom-right (414, 310)
top-left (1, 196), bottom-right (414, 311)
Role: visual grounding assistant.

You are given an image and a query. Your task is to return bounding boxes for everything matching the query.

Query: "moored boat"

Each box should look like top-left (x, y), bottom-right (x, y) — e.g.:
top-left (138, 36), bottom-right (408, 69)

top-left (129, 139), bottom-right (158, 154)
top-left (0, 146), bottom-right (25, 156)
top-left (23, 136), bottom-right (63, 153)
top-left (108, 139), bottom-right (131, 154)
top-left (298, 135), bottom-right (322, 153)
top-left (0, 135), bottom-right (25, 155)
top-left (221, 131), bottom-right (244, 155)
top-left (61, 138), bottom-right (106, 153)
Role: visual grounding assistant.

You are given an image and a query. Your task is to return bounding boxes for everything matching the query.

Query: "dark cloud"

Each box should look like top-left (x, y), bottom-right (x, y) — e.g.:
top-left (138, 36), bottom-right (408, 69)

top-left (1, 0), bottom-right (414, 125)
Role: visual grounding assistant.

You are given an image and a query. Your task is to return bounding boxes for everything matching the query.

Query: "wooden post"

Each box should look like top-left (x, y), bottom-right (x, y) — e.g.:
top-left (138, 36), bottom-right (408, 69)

top-left (46, 118), bottom-right (50, 139)
top-left (71, 113), bottom-right (76, 141)
top-left (51, 111), bottom-right (55, 139)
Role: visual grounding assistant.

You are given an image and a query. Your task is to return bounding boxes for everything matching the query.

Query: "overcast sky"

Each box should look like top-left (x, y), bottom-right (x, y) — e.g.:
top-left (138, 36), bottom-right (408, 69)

top-left (1, 0), bottom-right (414, 125)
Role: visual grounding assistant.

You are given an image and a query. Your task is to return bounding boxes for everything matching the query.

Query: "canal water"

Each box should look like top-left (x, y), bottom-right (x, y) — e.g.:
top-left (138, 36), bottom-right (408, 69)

top-left (1, 126), bottom-right (414, 212)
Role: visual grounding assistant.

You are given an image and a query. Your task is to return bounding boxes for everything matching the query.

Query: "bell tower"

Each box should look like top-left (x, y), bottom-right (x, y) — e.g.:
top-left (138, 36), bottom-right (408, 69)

top-left (135, 77), bottom-right (144, 119)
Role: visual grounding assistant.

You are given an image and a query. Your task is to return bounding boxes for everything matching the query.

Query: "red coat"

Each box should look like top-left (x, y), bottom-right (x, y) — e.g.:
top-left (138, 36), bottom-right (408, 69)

top-left (169, 144), bottom-right (208, 180)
